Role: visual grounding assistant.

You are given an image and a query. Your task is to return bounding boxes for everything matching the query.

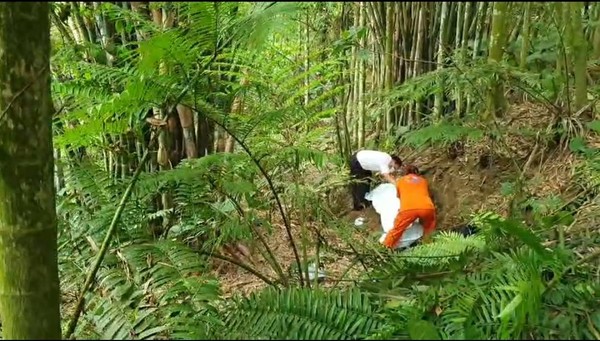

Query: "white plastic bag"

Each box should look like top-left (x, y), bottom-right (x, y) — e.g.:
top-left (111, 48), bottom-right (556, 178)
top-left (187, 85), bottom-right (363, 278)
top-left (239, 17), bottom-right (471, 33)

top-left (365, 183), bottom-right (423, 249)
top-left (307, 262), bottom-right (326, 282)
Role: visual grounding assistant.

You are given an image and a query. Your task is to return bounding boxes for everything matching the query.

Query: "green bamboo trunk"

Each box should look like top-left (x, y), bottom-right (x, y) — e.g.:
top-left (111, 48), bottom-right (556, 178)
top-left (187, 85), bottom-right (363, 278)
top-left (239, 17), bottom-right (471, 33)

top-left (486, 1), bottom-right (509, 118)
top-left (357, 2), bottom-right (366, 149)
top-left (0, 2), bottom-right (62, 339)
top-left (434, 2), bottom-right (449, 123)
top-left (568, 2), bottom-right (588, 110)
top-left (593, 3), bottom-right (600, 58)
top-left (519, 2), bottom-right (532, 69)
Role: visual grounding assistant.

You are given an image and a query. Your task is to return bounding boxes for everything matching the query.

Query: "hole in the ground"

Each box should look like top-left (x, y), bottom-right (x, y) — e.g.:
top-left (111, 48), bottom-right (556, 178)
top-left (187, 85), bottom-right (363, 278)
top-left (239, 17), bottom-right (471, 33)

top-left (542, 268), bottom-right (555, 282)
top-left (450, 223), bottom-right (479, 237)
top-left (478, 153), bottom-right (493, 169)
top-left (447, 141), bottom-right (465, 160)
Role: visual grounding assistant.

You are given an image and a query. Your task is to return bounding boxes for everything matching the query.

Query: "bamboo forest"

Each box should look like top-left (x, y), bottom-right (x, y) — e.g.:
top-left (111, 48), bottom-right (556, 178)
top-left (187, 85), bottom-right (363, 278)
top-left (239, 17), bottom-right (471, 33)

top-left (2, 1), bottom-right (600, 340)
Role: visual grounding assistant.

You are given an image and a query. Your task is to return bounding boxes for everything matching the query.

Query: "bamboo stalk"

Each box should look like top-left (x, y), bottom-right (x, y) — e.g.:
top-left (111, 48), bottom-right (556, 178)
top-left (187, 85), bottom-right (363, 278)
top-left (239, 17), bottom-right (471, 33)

top-left (349, 3), bottom-right (359, 148)
top-left (456, 1), bottom-right (471, 118)
top-left (357, 2), bottom-right (366, 149)
top-left (413, 3), bottom-right (426, 124)
top-left (434, 2), bottom-right (449, 123)
top-left (467, 2), bottom-right (486, 115)
top-left (304, 7), bottom-right (310, 107)
top-left (519, 2), bottom-right (532, 69)
top-left (481, 1), bottom-right (494, 58)
top-left (384, 2), bottom-right (394, 132)
top-left (593, 3), bottom-right (600, 58)
top-left (568, 2), bottom-right (588, 111)
top-left (64, 144), bottom-right (154, 339)
top-left (454, 2), bottom-right (464, 53)
top-left (486, 1), bottom-right (509, 118)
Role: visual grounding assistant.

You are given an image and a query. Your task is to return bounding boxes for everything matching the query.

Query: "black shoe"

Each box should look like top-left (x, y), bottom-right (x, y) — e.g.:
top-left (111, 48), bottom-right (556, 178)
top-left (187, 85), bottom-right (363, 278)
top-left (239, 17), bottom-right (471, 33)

top-left (352, 202), bottom-right (366, 211)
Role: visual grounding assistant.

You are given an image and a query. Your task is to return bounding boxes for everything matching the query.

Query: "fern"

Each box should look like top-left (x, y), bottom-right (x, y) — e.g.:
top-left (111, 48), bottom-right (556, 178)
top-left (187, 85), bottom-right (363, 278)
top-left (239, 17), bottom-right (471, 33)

top-left (223, 287), bottom-right (384, 340)
top-left (50, 3), bottom-right (600, 341)
top-left (82, 296), bottom-right (166, 340)
top-left (366, 232), bottom-right (487, 281)
top-left (401, 122), bottom-right (485, 149)
top-left (64, 238), bottom-right (224, 340)
top-left (400, 232), bottom-right (486, 267)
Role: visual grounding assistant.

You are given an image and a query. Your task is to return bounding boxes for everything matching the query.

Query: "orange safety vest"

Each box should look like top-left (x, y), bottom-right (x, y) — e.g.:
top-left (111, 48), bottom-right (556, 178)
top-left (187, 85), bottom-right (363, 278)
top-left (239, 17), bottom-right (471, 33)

top-left (395, 174), bottom-right (434, 211)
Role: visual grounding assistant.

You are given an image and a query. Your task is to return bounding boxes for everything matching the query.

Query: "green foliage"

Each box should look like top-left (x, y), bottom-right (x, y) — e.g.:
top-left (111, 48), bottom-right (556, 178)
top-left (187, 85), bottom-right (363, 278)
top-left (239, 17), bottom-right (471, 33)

top-left (52, 3), bottom-right (350, 338)
top-left (62, 154), bottom-right (600, 340)
top-left (408, 320), bottom-right (441, 340)
top-left (62, 229), bottom-right (224, 339)
top-left (360, 222), bottom-right (598, 340)
top-left (49, 2), bottom-right (600, 341)
top-left (401, 122), bottom-right (485, 149)
top-left (224, 287), bottom-right (384, 340)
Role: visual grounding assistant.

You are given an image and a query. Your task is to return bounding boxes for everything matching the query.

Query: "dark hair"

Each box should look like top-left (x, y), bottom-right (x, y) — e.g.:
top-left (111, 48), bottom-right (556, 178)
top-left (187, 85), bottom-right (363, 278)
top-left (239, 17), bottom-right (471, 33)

top-left (390, 155), bottom-right (403, 166)
top-left (403, 164), bottom-right (419, 175)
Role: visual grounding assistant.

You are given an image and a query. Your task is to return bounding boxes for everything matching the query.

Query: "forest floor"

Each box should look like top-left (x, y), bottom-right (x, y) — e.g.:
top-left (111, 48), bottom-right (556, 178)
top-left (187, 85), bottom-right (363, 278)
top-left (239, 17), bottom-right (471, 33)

top-left (213, 102), bottom-right (591, 296)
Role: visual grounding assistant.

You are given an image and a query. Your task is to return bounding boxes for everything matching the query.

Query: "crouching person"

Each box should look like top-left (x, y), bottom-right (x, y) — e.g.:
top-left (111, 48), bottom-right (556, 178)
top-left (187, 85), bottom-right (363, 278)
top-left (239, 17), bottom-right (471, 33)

top-left (382, 164), bottom-right (437, 249)
top-left (349, 150), bottom-right (402, 211)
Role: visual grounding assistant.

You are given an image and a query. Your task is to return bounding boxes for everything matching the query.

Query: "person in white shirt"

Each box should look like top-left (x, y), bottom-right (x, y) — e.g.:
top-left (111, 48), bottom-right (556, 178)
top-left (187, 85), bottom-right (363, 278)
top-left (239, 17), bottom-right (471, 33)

top-left (349, 150), bottom-right (402, 211)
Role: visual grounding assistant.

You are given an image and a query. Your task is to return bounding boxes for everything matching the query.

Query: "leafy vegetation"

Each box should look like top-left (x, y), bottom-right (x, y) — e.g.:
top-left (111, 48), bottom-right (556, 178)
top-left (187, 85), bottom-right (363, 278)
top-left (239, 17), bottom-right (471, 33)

top-left (0, 1), bottom-right (599, 340)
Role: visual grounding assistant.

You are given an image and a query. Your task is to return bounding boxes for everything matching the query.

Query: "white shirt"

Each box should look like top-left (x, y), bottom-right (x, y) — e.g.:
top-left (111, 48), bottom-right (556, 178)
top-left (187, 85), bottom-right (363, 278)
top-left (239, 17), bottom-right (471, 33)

top-left (365, 183), bottom-right (423, 248)
top-left (356, 150), bottom-right (392, 174)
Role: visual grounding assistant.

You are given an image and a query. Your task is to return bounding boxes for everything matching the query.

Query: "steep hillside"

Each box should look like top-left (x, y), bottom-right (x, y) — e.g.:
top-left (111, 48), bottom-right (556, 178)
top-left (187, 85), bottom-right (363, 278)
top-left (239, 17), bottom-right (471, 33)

top-left (215, 102), bottom-right (598, 296)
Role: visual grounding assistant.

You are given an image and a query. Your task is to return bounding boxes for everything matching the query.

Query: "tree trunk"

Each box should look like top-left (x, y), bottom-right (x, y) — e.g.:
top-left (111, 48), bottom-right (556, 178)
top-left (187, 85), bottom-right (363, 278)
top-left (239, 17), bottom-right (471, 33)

top-left (93, 2), bottom-right (115, 65)
top-left (568, 2), bottom-right (588, 111)
top-left (554, 3), bottom-right (566, 80)
top-left (177, 104), bottom-right (198, 159)
top-left (130, 2), bottom-right (150, 41)
top-left (304, 7), bottom-right (310, 107)
top-left (70, 3), bottom-right (89, 44)
top-left (50, 10), bottom-right (75, 45)
top-left (456, 1), bottom-right (471, 118)
top-left (482, 2), bottom-right (494, 58)
top-left (434, 2), bottom-right (449, 123)
top-left (454, 2), bottom-right (464, 55)
top-left (196, 112), bottom-right (214, 157)
top-left (82, 3), bottom-right (98, 44)
top-left (593, 3), bottom-right (600, 58)
top-left (519, 2), bottom-right (532, 69)
top-left (357, 2), bottom-right (366, 149)
top-left (0, 2), bottom-right (62, 339)
top-left (472, 2), bottom-right (487, 59)
top-left (54, 148), bottom-right (65, 193)
top-left (412, 3), bottom-right (426, 124)
top-left (384, 2), bottom-right (394, 132)
top-left (486, 1), bottom-right (508, 119)
top-left (151, 6), bottom-right (175, 231)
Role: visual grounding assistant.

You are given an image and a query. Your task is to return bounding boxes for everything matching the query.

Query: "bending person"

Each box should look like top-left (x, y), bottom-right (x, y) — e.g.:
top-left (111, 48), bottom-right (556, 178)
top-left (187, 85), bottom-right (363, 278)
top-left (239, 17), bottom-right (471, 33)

top-left (349, 150), bottom-right (402, 211)
top-left (382, 164), bottom-right (437, 249)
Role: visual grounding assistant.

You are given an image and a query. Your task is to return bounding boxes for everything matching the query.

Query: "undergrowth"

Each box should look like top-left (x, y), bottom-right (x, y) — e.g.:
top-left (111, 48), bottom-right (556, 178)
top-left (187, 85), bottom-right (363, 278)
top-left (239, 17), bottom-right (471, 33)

top-left (46, 2), bottom-right (600, 340)
top-left (57, 122), bottom-right (600, 339)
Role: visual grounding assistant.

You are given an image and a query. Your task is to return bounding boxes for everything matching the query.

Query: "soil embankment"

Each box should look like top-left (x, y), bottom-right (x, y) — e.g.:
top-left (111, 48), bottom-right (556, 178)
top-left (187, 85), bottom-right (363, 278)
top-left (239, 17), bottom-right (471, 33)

top-left (216, 103), bottom-right (591, 295)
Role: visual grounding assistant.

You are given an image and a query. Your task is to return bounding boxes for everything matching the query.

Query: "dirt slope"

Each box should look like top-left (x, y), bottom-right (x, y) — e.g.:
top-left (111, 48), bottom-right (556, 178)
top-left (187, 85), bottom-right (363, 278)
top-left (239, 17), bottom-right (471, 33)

top-left (215, 103), bottom-right (588, 295)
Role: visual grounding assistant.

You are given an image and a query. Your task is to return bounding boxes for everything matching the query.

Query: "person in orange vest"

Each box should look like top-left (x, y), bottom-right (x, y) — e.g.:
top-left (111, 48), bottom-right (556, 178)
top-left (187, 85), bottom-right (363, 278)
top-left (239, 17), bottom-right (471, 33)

top-left (382, 164), bottom-right (437, 249)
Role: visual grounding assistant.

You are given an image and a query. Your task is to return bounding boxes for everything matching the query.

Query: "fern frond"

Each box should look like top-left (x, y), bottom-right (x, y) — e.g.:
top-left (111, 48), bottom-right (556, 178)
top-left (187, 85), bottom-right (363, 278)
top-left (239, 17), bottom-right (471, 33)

top-left (224, 287), bottom-right (384, 340)
top-left (401, 122), bottom-right (486, 149)
top-left (81, 294), bottom-right (166, 340)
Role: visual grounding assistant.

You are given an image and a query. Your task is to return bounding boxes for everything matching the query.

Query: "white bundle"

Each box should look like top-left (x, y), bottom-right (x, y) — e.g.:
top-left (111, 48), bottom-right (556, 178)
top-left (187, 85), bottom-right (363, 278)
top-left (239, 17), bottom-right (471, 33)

top-left (307, 262), bottom-right (326, 282)
top-left (365, 183), bottom-right (423, 249)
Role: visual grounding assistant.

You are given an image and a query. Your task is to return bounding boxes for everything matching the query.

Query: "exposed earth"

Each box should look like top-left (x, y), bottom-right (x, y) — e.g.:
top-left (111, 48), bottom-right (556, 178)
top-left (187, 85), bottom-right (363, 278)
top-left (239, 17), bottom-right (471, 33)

top-left (213, 103), bottom-right (590, 296)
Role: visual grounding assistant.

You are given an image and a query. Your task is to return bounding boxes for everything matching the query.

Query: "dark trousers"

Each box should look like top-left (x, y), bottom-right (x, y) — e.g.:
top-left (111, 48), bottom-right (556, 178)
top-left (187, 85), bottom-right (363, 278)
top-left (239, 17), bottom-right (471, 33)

top-left (349, 153), bottom-right (373, 211)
